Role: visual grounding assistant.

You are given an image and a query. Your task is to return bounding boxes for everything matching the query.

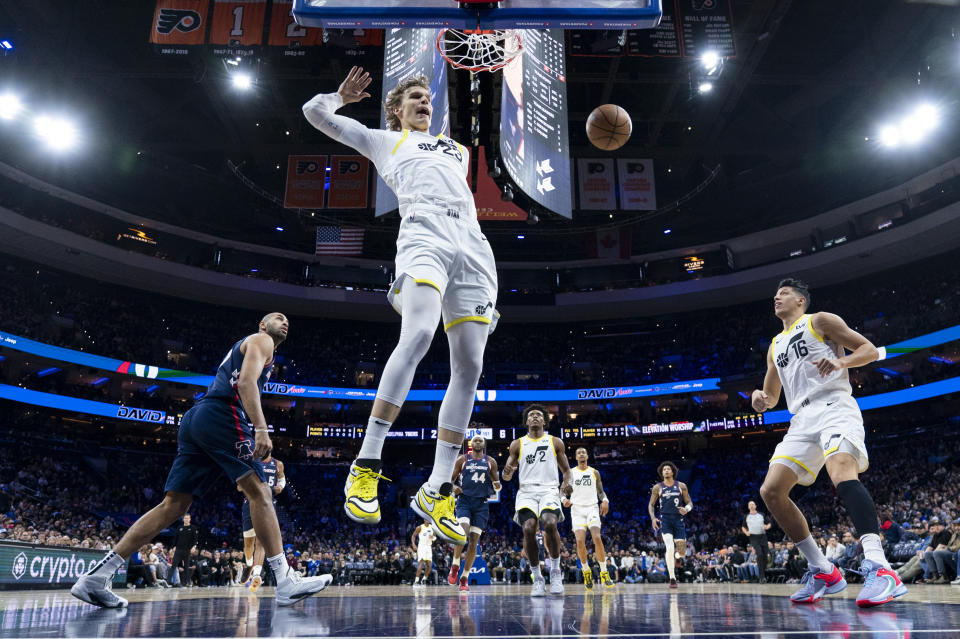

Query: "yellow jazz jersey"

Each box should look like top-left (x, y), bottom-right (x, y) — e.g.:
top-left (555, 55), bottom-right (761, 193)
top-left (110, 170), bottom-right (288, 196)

top-left (569, 466), bottom-right (599, 506)
top-left (771, 314), bottom-right (852, 414)
top-left (517, 435), bottom-right (559, 490)
top-left (302, 93), bottom-right (474, 219)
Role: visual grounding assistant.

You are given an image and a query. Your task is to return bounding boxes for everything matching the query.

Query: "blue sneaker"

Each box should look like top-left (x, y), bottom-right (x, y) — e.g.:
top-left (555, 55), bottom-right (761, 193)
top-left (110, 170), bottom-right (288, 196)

top-left (790, 564), bottom-right (846, 604)
top-left (851, 560), bottom-right (907, 608)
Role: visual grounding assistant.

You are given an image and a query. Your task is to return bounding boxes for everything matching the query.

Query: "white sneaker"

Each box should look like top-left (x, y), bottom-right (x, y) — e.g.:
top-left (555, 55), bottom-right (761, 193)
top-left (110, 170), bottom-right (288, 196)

top-left (531, 577), bottom-right (546, 597)
top-left (275, 572), bottom-right (332, 607)
top-left (71, 574), bottom-right (129, 608)
top-left (549, 570), bottom-right (564, 595)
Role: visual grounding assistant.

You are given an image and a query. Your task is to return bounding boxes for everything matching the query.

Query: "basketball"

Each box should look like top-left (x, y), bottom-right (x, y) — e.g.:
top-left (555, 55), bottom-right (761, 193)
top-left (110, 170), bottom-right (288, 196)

top-left (586, 104), bottom-right (632, 151)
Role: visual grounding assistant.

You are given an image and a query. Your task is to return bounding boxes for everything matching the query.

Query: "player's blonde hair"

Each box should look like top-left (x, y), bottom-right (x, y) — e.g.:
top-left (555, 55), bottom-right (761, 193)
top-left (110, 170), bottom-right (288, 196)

top-left (384, 75), bottom-right (431, 131)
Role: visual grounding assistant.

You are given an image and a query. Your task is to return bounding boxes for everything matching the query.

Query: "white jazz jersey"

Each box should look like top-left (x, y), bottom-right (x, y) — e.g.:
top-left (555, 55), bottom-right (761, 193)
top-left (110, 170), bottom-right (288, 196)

top-left (771, 314), bottom-right (852, 414)
top-left (517, 435), bottom-right (560, 490)
top-left (417, 525), bottom-right (435, 561)
top-left (302, 93), bottom-right (475, 221)
top-left (569, 466), bottom-right (599, 507)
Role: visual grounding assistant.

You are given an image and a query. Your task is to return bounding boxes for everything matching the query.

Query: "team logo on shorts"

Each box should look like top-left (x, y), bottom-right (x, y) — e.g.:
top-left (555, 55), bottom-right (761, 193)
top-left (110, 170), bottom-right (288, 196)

top-left (475, 302), bottom-right (493, 316)
top-left (236, 440), bottom-right (254, 460)
top-left (822, 433), bottom-right (843, 454)
top-left (156, 9), bottom-right (202, 34)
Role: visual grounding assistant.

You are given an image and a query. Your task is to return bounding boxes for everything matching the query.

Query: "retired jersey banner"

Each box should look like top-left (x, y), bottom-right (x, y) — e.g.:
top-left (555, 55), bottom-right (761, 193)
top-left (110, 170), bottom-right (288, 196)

top-left (577, 159), bottom-right (616, 210)
top-left (268, 0), bottom-right (321, 50)
top-left (149, 0), bottom-right (209, 52)
top-left (471, 146), bottom-right (527, 221)
top-left (617, 159), bottom-right (657, 211)
top-left (209, 0), bottom-right (268, 47)
top-left (328, 156), bottom-right (370, 209)
top-left (284, 155), bottom-right (327, 209)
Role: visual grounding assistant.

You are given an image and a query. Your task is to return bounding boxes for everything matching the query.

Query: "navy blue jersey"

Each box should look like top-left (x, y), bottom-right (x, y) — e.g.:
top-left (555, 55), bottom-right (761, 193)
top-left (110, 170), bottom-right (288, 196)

top-left (201, 337), bottom-right (273, 420)
top-left (460, 455), bottom-right (493, 499)
top-left (658, 481), bottom-right (684, 519)
top-left (262, 457), bottom-right (279, 489)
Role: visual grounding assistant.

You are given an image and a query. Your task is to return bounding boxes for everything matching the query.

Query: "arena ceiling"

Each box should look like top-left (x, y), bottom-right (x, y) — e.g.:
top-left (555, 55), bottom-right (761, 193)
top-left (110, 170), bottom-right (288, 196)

top-left (1, 0), bottom-right (958, 248)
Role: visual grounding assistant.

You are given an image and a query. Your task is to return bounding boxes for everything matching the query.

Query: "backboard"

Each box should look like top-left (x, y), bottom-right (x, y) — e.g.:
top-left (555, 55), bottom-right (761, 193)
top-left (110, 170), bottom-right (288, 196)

top-left (292, 0), bottom-right (662, 31)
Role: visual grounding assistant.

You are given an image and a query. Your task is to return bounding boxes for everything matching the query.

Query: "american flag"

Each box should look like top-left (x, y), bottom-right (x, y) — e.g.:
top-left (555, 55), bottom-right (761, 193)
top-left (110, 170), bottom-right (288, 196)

top-left (315, 226), bottom-right (364, 256)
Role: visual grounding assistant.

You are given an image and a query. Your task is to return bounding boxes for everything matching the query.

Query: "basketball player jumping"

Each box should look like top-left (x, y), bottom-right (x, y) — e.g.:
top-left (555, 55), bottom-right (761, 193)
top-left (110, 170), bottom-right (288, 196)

top-left (753, 278), bottom-right (906, 607)
top-left (71, 314), bottom-right (331, 607)
top-left (502, 405), bottom-right (573, 597)
top-left (648, 461), bottom-right (693, 589)
top-left (304, 67), bottom-right (498, 547)
top-left (449, 435), bottom-right (501, 591)
top-left (239, 455), bottom-right (285, 592)
top-left (561, 447), bottom-right (614, 590)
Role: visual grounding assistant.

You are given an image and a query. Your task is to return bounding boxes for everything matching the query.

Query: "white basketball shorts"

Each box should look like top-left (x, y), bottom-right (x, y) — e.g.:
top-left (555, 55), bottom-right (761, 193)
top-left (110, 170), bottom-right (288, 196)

top-left (769, 391), bottom-right (869, 486)
top-left (388, 207), bottom-right (499, 333)
top-left (570, 504), bottom-right (602, 531)
top-left (417, 548), bottom-right (433, 563)
top-left (513, 487), bottom-right (565, 525)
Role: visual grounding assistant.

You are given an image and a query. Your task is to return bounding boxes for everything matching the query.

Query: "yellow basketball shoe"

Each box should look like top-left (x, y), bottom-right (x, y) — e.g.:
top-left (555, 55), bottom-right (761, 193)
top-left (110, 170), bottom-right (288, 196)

top-left (410, 482), bottom-right (466, 545)
top-left (344, 461), bottom-right (391, 524)
top-left (600, 571), bottom-right (615, 589)
top-left (583, 568), bottom-right (594, 590)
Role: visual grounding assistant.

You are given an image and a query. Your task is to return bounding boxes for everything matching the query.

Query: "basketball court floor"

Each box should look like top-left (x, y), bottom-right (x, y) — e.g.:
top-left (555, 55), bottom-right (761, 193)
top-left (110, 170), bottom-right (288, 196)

top-left (2, 583), bottom-right (958, 637)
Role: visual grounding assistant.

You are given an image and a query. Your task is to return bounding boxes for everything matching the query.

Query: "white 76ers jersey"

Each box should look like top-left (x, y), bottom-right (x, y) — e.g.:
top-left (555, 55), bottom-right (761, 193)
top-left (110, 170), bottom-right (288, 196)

top-left (569, 466), bottom-right (599, 506)
top-left (518, 435), bottom-right (560, 490)
top-left (771, 314), bottom-right (852, 414)
top-left (302, 93), bottom-right (475, 220)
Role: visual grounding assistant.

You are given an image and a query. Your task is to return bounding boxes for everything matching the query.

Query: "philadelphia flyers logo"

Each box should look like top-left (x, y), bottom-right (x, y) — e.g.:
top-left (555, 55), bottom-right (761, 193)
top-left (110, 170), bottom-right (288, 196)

top-left (156, 9), bottom-right (202, 35)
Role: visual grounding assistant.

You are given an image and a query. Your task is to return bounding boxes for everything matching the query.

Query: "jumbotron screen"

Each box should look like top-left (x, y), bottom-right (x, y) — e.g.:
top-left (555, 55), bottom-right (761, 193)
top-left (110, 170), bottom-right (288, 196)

top-left (500, 29), bottom-right (573, 218)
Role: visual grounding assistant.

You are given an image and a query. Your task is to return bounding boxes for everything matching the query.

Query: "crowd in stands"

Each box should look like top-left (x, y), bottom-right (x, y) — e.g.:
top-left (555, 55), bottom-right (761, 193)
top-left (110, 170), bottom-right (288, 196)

top-left (0, 248), bottom-right (957, 397)
top-left (2, 409), bottom-right (959, 589)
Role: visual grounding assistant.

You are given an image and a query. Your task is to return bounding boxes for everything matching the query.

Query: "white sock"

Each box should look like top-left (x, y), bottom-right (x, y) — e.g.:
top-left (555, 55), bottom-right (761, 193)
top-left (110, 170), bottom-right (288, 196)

top-left (548, 557), bottom-right (561, 573)
top-left (796, 536), bottom-right (833, 573)
top-left (427, 440), bottom-right (461, 491)
top-left (531, 564), bottom-right (543, 581)
top-left (87, 550), bottom-right (124, 578)
top-left (859, 533), bottom-right (890, 568)
top-left (245, 557), bottom-right (253, 567)
top-left (252, 564), bottom-right (262, 577)
top-left (267, 553), bottom-right (289, 582)
top-left (358, 417), bottom-right (392, 460)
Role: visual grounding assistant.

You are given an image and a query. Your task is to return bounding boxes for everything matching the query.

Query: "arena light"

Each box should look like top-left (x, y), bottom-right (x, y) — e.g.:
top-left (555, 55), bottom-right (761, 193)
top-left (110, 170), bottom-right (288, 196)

top-left (32, 115), bottom-right (78, 151)
top-left (878, 103), bottom-right (941, 149)
top-left (0, 40), bottom-right (12, 50)
top-left (698, 82), bottom-right (713, 94)
top-left (663, 228), bottom-right (672, 235)
top-left (275, 226), bottom-right (284, 232)
top-left (701, 51), bottom-right (721, 75)
top-left (0, 93), bottom-right (22, 120)
top-left (231, 72), bottom-right (253, 90)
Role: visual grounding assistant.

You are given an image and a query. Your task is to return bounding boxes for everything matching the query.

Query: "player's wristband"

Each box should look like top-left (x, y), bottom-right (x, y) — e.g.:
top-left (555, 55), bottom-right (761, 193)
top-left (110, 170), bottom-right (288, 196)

top-left (254, 428), bottom-right (269, 433)
top-left (684, 503), bottom-right (693, 513)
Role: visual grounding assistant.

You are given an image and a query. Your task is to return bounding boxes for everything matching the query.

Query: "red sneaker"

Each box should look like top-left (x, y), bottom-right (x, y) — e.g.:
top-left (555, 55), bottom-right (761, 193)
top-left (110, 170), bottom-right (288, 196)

top-left (448, 565), bottom-right (460, 586)
top-left (459, 577), bottom-right (469, 592)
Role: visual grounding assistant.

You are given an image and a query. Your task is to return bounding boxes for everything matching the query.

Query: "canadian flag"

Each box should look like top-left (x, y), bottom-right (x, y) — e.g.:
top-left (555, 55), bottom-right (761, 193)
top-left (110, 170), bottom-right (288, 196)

top-left (586, 228), bottom-right (632, 259)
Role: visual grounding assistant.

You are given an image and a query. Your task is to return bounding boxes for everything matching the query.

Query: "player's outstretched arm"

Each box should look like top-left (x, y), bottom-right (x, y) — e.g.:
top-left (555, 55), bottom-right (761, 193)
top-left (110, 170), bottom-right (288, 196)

top-left (554, 438), bottom-right (573, 496)
top-left (679, 482), bottom-right (693, 515)
top-left (648, 485), bottom-right (661, 530)
top-left (501, 439), bottom-right (521, 482)
top-left (302, 66), bottom-right (382, 158)
top-left (274, 460), bottom-right (286, 495)
top-left (810, 312), bottom-right (880, 376)
top-left (595, 469), bottom-right (609, 516)
top-left (752, 344), bottom-right (783, 412)
top-left (238, 333), bottom-right (275, 460)
top-left (487, 456), bottom-right (502, 493)
top-left (451, 455), bottom-right (466, 495)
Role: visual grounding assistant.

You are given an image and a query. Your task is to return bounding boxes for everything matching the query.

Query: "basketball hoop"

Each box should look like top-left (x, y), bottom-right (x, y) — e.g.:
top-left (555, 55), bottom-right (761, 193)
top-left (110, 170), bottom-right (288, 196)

top-left (436, 28), bottom-right (522, 73)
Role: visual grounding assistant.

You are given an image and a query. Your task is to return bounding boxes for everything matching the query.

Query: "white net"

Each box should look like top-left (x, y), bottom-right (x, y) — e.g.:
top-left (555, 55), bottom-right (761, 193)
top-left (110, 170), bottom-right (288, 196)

top-left (436, 29), bottom-right (522, 73)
